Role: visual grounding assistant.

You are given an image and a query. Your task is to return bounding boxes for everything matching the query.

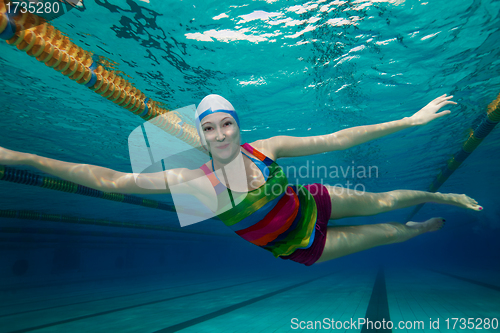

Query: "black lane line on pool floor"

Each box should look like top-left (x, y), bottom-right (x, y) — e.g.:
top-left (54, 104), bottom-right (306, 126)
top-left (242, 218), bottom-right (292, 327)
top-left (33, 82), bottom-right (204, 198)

top-left (430, 269), bottom-right (500, 292)
top-left (361, 267), bottom-right (392, 333)
top-left (0, 274), bottom-right (252, 318)
top-left (153, 273), bottom-right (336, 333)
top-left (0, 269), bottom-right (176, 293)
top-left (6, 276), bottom-right (279, 333)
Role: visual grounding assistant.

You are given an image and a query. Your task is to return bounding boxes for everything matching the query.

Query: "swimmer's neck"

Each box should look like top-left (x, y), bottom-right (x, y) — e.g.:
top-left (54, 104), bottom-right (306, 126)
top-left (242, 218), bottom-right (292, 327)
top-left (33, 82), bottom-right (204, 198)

top-left (211, 147), bottom-right (245, 171)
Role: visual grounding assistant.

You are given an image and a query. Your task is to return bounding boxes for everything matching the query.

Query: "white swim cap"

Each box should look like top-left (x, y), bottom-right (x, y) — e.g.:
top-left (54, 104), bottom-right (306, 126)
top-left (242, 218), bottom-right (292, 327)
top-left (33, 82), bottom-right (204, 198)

top-left (195, 94), bottom-right (240, 147)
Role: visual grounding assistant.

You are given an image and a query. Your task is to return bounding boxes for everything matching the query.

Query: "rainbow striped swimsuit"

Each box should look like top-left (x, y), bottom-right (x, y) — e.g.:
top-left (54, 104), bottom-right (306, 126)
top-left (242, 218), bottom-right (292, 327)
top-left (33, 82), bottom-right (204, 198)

top-left (200, 143), bottom-right (318, 257)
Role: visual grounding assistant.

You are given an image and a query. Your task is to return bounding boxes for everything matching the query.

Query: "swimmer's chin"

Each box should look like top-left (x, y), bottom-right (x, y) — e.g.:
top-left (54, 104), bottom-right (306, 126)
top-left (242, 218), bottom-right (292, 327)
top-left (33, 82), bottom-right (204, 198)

top-left (210, 144), bottom-right (240, 160)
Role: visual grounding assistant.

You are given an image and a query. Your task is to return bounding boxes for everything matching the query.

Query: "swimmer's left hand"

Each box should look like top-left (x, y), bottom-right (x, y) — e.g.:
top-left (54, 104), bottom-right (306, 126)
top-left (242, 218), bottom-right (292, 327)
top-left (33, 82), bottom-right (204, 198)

top-left (409, 94), bottom-right (456, 126)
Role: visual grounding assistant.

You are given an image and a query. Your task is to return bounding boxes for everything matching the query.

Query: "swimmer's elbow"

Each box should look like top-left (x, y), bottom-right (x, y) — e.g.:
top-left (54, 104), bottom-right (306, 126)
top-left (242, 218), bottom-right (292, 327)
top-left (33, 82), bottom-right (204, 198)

top-left (113, 172), bottom-right (171, 195)
top-left (325, 132), bottom-right (355, 151)
top-left (333, 142), bottom-right (354, 151)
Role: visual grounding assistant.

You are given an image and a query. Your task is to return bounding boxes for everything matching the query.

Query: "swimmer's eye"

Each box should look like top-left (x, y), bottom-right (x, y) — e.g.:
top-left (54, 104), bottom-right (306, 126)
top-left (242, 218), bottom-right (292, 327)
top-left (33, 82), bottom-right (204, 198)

top-left (203, 126), bottom-right (213, 132)
top-left (223, 121), bottom-right (232, 127)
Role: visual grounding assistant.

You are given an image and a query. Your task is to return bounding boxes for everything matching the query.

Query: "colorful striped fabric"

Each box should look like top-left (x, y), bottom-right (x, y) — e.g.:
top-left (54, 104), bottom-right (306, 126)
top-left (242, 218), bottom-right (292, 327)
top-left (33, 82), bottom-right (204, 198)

top-left (200, 164), bottom-right (226, 195)
top-left (200, 143), bottom-right (318, 257)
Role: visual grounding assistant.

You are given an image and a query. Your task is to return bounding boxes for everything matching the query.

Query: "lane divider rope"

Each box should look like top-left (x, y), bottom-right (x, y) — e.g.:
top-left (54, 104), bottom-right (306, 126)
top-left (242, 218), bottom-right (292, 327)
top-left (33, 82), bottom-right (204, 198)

top-left (0, 2), bottom-right (203, 150)
top-left (0, 209), bottom-right (230, 237)
top-left (407, 93), bottom-right (500, 220)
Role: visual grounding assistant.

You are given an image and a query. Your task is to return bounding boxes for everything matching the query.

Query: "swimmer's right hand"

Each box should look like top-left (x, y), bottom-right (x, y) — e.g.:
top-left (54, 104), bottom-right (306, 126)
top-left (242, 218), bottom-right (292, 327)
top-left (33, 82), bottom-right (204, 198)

top-left (0, 146), bottom-right (31, 166)
top-left (409, 94), bottom-right (456, 126)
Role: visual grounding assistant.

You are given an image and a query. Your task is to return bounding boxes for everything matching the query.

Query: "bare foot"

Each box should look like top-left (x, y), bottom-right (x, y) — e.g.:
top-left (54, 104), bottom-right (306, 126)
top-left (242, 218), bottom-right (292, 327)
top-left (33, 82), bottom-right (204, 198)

top-left (406, 217), bottom-right (445, 232)
top-left (443, 193), bottom-right (482, 211)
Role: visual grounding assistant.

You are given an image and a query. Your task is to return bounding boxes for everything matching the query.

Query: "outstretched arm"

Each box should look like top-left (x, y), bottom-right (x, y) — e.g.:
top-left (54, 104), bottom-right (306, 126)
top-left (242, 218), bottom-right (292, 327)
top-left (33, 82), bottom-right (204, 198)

top-left (0, 147), bottom-right (190, 194)
top-left (261, 94), bottom-right (456, 159)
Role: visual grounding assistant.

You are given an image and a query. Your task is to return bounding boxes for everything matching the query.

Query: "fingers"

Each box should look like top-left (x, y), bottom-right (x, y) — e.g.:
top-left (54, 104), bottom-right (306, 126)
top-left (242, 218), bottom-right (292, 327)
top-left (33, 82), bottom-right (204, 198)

top-left (440, 96), bottom-right (455, 102)
top-left (431, 94), bottom-right (457, 108)
top-left (435, 110), bottom-right (451, 118)
top-left (440, 100), bottom-right (457, 107)
top-left (434, 94), bottom-right (450, 100)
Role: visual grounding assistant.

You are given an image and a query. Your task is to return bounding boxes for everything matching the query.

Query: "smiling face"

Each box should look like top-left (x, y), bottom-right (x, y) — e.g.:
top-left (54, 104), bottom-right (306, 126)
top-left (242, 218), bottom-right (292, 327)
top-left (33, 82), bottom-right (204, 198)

top-left (201, 112), bottom-right (241, 163)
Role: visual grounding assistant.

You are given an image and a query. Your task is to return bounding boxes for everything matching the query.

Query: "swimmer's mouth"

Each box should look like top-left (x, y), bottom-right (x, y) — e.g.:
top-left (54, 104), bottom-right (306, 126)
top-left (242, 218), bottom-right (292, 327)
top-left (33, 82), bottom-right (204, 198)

top-left (216, 144), bottom-right (230, 149)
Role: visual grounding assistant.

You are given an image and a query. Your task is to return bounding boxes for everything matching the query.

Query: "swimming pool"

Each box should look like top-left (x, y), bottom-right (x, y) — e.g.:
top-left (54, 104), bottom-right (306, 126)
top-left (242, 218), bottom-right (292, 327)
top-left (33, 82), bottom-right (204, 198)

top-left (1, 0), bottom-right (499, 331)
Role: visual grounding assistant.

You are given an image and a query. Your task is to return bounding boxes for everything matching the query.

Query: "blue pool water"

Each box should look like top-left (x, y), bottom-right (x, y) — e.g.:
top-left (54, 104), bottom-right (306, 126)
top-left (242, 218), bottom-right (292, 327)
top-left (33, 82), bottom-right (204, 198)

top-left (1, 0), bottom-right (499, 332)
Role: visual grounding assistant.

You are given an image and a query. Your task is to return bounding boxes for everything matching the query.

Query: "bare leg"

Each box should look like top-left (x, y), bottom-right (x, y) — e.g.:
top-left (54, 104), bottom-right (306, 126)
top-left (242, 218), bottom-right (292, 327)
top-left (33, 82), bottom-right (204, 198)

top-left (325, 186), bottom-right (482, 220)
top-left (316, 217), bottom-right (445, 263)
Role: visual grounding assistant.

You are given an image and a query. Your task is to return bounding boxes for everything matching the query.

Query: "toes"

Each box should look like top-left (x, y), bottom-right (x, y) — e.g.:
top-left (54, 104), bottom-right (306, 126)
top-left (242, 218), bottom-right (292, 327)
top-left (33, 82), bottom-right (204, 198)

top-left (471, 205), bottom-right (482, 211)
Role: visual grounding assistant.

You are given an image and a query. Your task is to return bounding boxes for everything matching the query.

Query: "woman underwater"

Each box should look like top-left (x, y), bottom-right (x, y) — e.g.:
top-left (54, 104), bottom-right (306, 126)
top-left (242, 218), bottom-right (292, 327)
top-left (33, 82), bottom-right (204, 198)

top-left (0, 94), bottom-right (482, 266)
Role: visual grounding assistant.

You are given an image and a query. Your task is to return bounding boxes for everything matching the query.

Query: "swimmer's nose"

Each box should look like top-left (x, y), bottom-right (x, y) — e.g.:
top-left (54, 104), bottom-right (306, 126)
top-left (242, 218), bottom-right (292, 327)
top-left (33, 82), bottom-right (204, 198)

top-left (215, 128), bottom-right (225, 141)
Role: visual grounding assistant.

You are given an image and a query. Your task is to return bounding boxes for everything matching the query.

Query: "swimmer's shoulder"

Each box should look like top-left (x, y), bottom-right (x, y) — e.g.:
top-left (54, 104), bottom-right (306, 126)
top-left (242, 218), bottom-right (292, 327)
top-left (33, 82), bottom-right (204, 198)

top-left (162, 167), bottom-right (214, 188)
top-left (170, 167), bottom-right (215, 196)
top-left (248, 139), bottom-right (278, 161)
top-left (172, 167), bottom-right (207, 180)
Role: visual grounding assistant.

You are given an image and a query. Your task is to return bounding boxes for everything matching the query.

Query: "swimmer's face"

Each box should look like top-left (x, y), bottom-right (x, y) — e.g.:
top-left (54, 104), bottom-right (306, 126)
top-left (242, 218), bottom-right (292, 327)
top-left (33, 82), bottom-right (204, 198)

top-left (201, 112), bottom-right (241, 162)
